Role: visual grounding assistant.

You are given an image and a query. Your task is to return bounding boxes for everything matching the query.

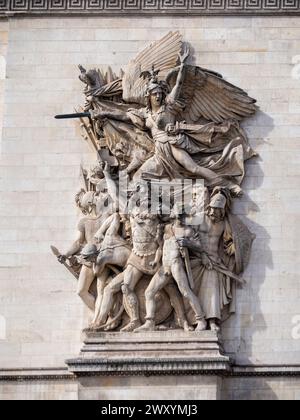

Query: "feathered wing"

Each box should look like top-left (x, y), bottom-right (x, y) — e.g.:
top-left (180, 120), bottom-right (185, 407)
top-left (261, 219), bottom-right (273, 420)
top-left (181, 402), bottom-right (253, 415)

top-left (166, 65), bottom-right (257, 123)
top-left (122, 31), bottom-right (183, 104)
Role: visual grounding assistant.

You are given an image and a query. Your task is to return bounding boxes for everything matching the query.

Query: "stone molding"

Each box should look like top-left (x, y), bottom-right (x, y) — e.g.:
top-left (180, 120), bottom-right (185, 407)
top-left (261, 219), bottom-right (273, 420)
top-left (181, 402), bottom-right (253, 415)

top-left (66, 357), bottom-right (233, 376)
top-left (65, 330), bottom-right (233, 377)
top-left (232, 365), bottom-right (300, 377)
top-left (0, 368), bottom-right (74, 381)
top-left (0, 0), bottom-right (300, 17)
top-left (1, 365), bottom-right (300, 380)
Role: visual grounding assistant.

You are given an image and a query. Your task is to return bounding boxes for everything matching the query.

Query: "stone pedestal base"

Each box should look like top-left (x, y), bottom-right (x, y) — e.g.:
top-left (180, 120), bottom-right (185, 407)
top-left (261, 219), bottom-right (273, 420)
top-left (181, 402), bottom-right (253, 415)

top-left (66, 330), bottom-right (232, 376)
top-left (66, 330), bottom-right (232, 400)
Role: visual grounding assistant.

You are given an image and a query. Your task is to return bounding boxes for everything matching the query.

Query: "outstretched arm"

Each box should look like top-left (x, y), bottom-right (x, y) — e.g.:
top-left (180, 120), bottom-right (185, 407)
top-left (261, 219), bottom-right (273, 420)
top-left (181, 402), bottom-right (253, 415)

top-left (168, 46), bottom-right (189, 103)
top-left (58, 230), bottom-right (85, 263)
top-left (91, 109), bottom-right (131, 124)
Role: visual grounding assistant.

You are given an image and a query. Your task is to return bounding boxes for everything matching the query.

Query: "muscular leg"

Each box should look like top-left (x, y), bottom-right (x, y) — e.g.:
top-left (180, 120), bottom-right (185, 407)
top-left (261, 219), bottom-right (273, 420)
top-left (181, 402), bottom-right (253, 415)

top-left (171, 261), bottom-right (207, 331)
top-left (164, 283), bottom-right (193, 332)
top-left (92, 246), bottom-right (130, 326)
top-left (133, 156), bottom-right (164, 181)
top-left (91, 267), bottom-right (110, 325)
top-left (96, 247), bottom-right (131, 276)
top-left (170, 145), bottom-right (242, 195)
top-left (171, 145), bottom-right (220, 180)
top-left (104, 293), bottom-right (123, 331)
top-left (94, 254), bottom-right (112, 278)
top-left (121, 265), bottom-right (144, 332)
top-left (94, 272), bottom-right (124, 327)
top-left (113, 247), bottom-right (131, 266)
top-left (77, 265), bottom-right (96, 311)
top-left (135, 268), bottom-right (170, 333)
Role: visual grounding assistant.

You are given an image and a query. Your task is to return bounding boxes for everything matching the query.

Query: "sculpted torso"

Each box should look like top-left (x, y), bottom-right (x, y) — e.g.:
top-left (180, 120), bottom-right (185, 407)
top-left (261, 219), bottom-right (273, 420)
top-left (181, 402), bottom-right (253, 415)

top-left (79, 216), bottom-right (105, 245)
top-left (163, 224), bottom-right (181, 262)
top-left (144, 105), bottom-right (176, 142)
top-left (163, 223), bottom-right (194, 263)
top-left (198, 215), bottom-right (225, 260)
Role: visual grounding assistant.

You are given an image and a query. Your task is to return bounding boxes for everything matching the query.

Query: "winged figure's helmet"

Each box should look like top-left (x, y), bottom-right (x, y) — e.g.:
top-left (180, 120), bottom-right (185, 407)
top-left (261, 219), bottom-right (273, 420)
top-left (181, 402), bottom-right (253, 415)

top-left (140, 65), bottom-right (169, 99)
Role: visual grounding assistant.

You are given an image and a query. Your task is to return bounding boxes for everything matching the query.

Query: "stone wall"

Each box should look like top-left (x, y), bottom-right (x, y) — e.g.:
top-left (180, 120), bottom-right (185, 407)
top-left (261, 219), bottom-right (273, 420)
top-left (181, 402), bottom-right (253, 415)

top-left (1, 375), bottom-right (300, 400)
top-left (0, 378), bottom-right (77, 401)
top-left (0, 20), bottom-right (8, 149)
top-left (0, 15), bottom-right (299, 399)
top-left (222, 377), bottom-right (300, 400)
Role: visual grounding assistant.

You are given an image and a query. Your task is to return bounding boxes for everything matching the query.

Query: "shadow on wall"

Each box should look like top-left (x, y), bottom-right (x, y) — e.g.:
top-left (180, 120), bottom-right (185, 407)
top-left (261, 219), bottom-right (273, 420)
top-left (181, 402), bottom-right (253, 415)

top-left (221, 111), bottom-right (278, 399)
top-left (221, 377), bottom-right (280, 401)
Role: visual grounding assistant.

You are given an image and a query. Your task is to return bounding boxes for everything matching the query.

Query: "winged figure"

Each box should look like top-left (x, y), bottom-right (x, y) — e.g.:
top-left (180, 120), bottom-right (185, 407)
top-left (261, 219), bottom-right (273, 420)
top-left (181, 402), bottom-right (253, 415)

top-left (81, 32), bottom-right (256, 196)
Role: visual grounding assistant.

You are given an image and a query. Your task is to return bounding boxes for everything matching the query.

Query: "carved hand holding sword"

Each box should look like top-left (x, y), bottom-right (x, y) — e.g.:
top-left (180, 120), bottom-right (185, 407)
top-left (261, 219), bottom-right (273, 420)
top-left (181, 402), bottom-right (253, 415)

top-left (50, 246), bottom-right (79, 280)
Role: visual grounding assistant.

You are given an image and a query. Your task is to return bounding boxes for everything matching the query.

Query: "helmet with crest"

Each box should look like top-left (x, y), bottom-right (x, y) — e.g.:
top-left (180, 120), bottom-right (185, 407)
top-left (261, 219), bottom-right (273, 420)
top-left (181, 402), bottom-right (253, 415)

top-left (140, 65), bottom-right (170, 101)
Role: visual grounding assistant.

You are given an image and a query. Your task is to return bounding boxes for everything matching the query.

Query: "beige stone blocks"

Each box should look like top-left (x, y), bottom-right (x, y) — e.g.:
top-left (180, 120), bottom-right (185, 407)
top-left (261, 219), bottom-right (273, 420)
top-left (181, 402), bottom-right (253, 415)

top-left (0, 381), bottom-right (78, 401)
top-left (223, 378), bottom-right (300, 400)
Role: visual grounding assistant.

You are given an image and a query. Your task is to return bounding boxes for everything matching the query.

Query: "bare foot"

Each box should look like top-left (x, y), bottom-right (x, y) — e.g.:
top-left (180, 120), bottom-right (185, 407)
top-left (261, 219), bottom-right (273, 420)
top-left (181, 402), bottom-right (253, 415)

top-left (134, 320), bottom-right (155, 333)
top-left (89, 321), bottom-right (101, 330)
top-left (121, 320), bottom-right (141, 333)
top-left (230, 184), bottom-right (243, 197)
top-left (104, 320), bottom-right (121, 331)
top-left (195, 318), bottom-right (207, 332)
top-left (209, 320), bottom-right (220, 332)
top-left (183, 321), bottom-right (194, 332)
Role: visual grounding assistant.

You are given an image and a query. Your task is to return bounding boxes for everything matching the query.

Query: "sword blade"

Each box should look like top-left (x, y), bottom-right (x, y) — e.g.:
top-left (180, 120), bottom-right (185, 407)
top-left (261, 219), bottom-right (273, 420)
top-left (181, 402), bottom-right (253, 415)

top-left (182, 247), bottom-right (194, 290)
top-left (50, 246), bottom-right (79, 280)
top-left (55, 112), bottom-right (91, 120)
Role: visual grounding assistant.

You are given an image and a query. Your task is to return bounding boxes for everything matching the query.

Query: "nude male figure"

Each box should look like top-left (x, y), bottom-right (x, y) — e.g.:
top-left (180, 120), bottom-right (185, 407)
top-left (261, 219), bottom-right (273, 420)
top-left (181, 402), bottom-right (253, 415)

top-left (57, 190), bottom-right (112, 311)
top-left (136, 212), bottom-right (207, 332)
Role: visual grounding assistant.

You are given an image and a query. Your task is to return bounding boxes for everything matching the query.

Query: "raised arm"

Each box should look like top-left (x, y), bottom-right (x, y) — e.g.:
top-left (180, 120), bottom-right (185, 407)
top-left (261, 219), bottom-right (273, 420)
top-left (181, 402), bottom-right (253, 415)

top-left (102, 163), bottom-right (127, 213)
top-left (168, 45), bottom-right (189, 103)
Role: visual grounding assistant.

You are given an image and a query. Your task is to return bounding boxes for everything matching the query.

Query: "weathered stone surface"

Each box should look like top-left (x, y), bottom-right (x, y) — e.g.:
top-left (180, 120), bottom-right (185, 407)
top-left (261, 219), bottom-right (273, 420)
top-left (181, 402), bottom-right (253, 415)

top-left (78, 375), bottom-right (222, 401)
top-left (66, 330), bottom-right (232, 376)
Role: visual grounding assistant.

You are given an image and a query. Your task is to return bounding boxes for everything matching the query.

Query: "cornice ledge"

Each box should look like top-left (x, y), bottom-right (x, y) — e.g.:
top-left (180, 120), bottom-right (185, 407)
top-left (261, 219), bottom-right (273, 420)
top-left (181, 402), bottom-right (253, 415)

top-left (1, 364), bottom-right (300, 380)
top-left (0, 1), bottom-right (300, 18)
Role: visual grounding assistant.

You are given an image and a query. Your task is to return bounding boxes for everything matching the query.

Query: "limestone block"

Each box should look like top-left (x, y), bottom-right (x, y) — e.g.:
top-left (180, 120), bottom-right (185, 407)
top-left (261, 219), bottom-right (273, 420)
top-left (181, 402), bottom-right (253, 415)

top-left (79, 375), bottom-right (221, 401)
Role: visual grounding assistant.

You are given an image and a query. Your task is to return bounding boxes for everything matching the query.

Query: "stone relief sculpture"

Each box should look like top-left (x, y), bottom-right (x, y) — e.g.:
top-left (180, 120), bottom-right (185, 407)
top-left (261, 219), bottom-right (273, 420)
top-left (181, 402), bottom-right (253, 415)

top-left (52, 31), bottom-right (256, 334)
